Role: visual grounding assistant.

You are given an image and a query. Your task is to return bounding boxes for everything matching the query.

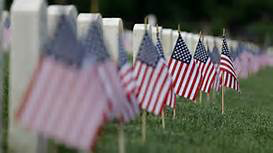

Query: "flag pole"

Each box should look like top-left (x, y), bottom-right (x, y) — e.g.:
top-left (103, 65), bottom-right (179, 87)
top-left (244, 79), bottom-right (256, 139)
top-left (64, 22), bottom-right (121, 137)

top-left (141, 111), bottom-right (146, 143)
top-left (156, 24), bottom-right (166, 129)
top-left (221, 28), bottom-right (226, 114)
top-left (172, 24), bottom-right (180, 119)
top-left (178, 24), bottom-right (181, 33)
top-left (221, 74), bottom-right (224, 114)
top-left (141, 16), bottom-right (148, 143)
top-left (161, 110), bottom-right (165, 129)
top-left (172, 107), bottom-right (176, 120)
top-left (207, 93), bottom-right (210, 102)
top-left (199, 31), bottom-right (203, 104)
top-left (205, 40), bottom-right (211, 102)
top-left (118, 121), bottom-right (125, 153)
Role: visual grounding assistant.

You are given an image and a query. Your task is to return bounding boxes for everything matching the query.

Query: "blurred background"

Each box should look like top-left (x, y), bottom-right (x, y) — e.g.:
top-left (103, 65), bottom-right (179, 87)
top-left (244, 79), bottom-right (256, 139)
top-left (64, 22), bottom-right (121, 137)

top-left (4, 0), bottom-right (273, 46)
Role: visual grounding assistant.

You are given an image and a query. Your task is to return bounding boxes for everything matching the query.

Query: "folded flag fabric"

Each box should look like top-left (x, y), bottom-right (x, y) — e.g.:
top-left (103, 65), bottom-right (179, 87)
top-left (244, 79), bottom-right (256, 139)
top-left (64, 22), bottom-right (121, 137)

top-left (168, 32), bottom-right (202, 101)
top-left (220, 36), bottom-right (240, 91)
top-left (16, 16), bottom-right (109, 150)
top-left (134, 31), bottom-right (172, 115)
top-left (193, 38), bottom-right (216, 93)
top-left (209, 44), bottom-right (221, 92)
top-left (155, 31), bottom-right (176, 109)
top-left (82, 20), bottom-right (131, 121)
top-left (117, 34), bottom-right (140, 122)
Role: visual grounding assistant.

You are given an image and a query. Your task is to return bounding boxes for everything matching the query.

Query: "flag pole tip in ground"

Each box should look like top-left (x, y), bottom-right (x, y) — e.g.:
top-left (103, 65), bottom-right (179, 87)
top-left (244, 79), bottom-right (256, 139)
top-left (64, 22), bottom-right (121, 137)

top-left (172, 108), bottom-right (176, 120)
top-left (221, 74), bottom-right (224, 114)
top-left (141, 111), bottom-right (147, 143)
top-left (161, 110), bottom-right (165, 129)
top-left (118, 121), bottom-right (125, 153)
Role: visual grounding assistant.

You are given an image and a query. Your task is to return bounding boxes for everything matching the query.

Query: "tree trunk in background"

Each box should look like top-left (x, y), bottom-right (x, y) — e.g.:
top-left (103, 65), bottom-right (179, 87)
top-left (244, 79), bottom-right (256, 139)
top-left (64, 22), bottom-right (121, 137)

top-left (90, 0), bottom-right (99, 13)
top-left (54, 0), bottom-right (66, 5)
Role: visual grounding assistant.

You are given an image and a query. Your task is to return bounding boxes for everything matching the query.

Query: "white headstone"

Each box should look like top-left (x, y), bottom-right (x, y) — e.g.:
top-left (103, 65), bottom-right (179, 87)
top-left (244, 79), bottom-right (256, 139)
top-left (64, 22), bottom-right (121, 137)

top-left (171, 30), bottom-right (179, 51)
top-left (102, 18), bottom-right (123, 62)
top-left (132, 24), bottom-right (152, 62)
top-left (189, 33), bottom-right (199, 54)
top-left (10, 0), bottom-right (47, 153)
top-left (215, 37), bottom-right (223, 51)
top-left (47, 5), bottom-right (78, 39)
top-left (77, 13), bottom-right (102, 40)
top-left (204, 35), bottom-right (214, 51)
top-left (161, 28), bottom-right (172, 58)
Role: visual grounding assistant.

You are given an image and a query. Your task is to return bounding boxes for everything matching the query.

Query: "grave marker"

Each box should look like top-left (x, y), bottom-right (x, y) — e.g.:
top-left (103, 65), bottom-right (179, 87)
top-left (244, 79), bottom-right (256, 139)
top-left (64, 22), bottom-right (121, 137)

top-left (10, 0), bottom-right (47, 152)
top-left (132, 24), bottom-right (151, 62)
top-left (161, 28), bottom-right (172, 58)
top-left (47, 5), bottom-right (77, 39)
top-left (102, 18), bottom-right (123, 62)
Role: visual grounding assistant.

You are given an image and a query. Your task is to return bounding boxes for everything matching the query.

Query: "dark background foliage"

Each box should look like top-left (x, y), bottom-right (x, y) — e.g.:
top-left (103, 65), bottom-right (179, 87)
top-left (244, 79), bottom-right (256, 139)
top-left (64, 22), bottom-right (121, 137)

top-left (5, 0), bottom-right (273, 45)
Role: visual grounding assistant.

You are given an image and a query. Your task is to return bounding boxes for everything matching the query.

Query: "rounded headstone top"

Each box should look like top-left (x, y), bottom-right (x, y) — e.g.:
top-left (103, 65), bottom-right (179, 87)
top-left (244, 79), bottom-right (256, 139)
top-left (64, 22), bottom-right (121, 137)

top-left (77, 13), bottom-right (102, 25)
top-left (47, 5), bottom-right (78, 39)
top-left (77, 13), bottom-right (103, 39)
top-left (133, 24), bottom-right (152, 32)
top-left (102, 18), bottom-right (123, 33)
top-left (162, 28), bottom-right (172, 34)
top-left (11, 0), bottom-right (46, 12)
top-left (48, 5), bottom-right (77, 18)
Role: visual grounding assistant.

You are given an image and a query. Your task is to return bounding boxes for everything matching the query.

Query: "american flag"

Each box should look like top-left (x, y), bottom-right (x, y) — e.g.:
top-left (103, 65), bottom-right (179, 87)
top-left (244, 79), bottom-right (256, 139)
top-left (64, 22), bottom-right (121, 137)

top-left (155, 31), bottom-right (176, 109)
top-left (16, 16), bottom-right (109, 150)
top-left (193, 39), bottom-right (217, 93)
top-left (117, 34), bottom-right (140, 122)
top-left (134, 31), bottom-right (173, 115)
top-left (2, 15), bottom-right (11, 51)
top-left (82, 21), bottom-right (132, 122)
top-left (209, 44), bottom-right (221, 92)
top-left (168, 33), bottom-right (202, 101)
top-left (220, 36), bottom-right (240, 91)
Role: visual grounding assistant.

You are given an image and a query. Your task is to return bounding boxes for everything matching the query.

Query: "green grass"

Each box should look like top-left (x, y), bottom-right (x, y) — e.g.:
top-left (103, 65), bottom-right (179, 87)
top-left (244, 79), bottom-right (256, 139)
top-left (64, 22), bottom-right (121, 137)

top-left (3, 57), bottom-right (273, 153)
top-left (93, 68), bottom-right (273, 153)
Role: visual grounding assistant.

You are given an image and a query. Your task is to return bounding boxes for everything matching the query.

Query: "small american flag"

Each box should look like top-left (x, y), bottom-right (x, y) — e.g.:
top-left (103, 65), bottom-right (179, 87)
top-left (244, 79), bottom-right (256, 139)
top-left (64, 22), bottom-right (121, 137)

top-left (209, 44), bottom-right (221, 92)
top-left (220, 36), bottom-right (240, 91)
top-left (117, 34), bottom-right (140, 122)
top-left (16, 16), bottom-right (109, 150)
top-left (82, 21), bottom-right (131, 122)
top-left (134, 31), bottom-right (172, 115)
top-left (194, 38), bottom-right (217, 93)
top-left (155, 31), bottom-right (176, 109)
top-left (168, 32), bottom-right (202, 101)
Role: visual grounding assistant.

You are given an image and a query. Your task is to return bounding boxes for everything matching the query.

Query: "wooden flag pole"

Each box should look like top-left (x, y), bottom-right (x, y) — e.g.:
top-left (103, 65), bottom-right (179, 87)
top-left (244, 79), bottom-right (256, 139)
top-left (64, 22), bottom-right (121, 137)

top-left (90, 0), bottom-right (99, 13)
top-left (141, 111), bottom-right (147, 143)
top-left (141, 17), bottom-right (148, 143)
top-left (207, 93), bottom-right (210, 102)
top-left (178, 24), bottom-right (180, 32)
top-left (118, 121), bottom-right (125, 153)
top-left (161, 110), bottom-right (165, 129)
top-left (172, 108), bottom-right (176, 120)
top-left (199, 92), bottom-right (202, 103)
top-left (221, 74), bottom-right (224, 114)
top-left (172, 24), bottom-right (180, 119)
top-left (221, 28), bottom-right (225, 114)
top-left (205, 40), bottom-right (211, 102)
top-left (199, 31), bottom-right (203, 104)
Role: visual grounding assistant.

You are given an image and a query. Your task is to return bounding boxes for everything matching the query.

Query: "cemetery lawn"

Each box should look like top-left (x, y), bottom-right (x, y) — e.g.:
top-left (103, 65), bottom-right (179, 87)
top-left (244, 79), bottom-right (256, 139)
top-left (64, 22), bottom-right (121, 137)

top-left (55, 68), bottom-right (273, 153)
